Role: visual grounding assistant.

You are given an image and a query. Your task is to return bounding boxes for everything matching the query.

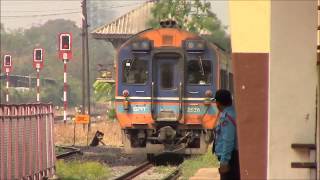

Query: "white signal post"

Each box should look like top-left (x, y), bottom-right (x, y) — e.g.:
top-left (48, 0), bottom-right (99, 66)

top-left (33, 48), bottom-right (44, 102)
top-left (6, 72), bottom-right (9, 103)
top-left (36, 68), bottom-right (40, 102)
top-left (63, 56), bottom-right (68, 123)
top-left (59, 33), bottom-right (72, 124)
top-left (3, 55), bottom-right (12, 103)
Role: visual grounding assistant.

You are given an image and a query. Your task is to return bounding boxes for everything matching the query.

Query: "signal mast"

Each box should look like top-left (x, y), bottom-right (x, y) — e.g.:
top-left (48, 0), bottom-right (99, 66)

top-left (2, 55), bottom-right (12, 103)
top-left (33, 48), bottom-right (44, 102)
top-left (58, 33), bottom-right (72, 123)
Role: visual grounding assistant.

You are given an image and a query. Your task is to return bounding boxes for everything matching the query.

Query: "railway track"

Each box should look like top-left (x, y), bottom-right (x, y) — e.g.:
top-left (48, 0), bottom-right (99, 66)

top-left (55, 146), bottom-right (82, 159)
top-left (114, 160), bottom-right (182, 180)
top-left (114, 161), bottom-right (154, 180)
top-left (162, 166), bottom-right (181, 180)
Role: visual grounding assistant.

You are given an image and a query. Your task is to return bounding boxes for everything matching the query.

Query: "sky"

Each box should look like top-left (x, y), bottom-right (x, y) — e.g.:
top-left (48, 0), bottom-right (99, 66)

top-left (0, 0), bottom-right (229, 31)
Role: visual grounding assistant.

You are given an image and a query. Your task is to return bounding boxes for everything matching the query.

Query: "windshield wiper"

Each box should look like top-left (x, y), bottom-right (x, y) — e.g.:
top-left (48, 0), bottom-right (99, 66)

top-left (198, 56), bottom-right (205, 76)
top-left (128, 57), bottom-right (135, 72)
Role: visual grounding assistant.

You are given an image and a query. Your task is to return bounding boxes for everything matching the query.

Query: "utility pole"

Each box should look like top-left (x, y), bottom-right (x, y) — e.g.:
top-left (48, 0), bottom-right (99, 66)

top-left (81, 0), bottom-right (86, 116)
top-left (82, 0), bottom-right (91, 132)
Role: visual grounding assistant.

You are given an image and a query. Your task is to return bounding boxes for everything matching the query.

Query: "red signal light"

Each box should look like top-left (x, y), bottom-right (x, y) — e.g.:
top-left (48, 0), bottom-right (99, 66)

top-left (4, 55), bottom-right (12, 67)
top-left (59, 34), bottom-right (71, 51)
top-left (58, 33), bottom-right (73, 60)
top-left (34, 48), bottom-right (43, 62)
top-left (62, 36), bottom-right (70, 50)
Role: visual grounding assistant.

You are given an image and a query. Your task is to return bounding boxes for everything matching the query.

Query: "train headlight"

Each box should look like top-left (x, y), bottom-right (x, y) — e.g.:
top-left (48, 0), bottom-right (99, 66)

top-left (184, 40), bottom-right (206, 52)
top-left (141, 41), bottom-right (149, 49)
top-left (131, 40), bottom-right (151, 52)
top-left (122, 90), bottom-right (130, 111)
top-left (205, 90), bottom-right (213, 97)
top-left (187, 41), bottom-right (195, 49)
top-left (122, 90), bottom-right (129, 97)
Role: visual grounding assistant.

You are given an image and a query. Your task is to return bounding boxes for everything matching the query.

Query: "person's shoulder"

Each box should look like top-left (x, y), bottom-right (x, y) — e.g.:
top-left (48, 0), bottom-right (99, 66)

top-left (225, 106), bottom-right (236, 119)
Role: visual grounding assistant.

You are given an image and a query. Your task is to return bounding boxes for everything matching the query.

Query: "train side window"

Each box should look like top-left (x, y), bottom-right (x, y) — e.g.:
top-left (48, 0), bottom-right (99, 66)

top-left (229, 73), bottom-right (234, 94)
top-left (187, 60), bottom-right (212, 85)
top-left (123, 59), bottom-right (148, 84)
top-left (161, 63), bottom-right (173, 89)
top-left (220, 69), bottom-right (228, 89)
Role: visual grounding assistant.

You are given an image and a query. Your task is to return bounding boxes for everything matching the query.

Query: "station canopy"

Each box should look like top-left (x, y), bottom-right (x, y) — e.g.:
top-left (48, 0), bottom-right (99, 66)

top-left (91, 1), bottom-right (155, 46)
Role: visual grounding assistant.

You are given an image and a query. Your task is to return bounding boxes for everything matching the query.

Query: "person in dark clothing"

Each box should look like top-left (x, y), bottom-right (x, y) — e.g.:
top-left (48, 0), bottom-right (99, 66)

top-left (213, 89), bottom-right (240, 180)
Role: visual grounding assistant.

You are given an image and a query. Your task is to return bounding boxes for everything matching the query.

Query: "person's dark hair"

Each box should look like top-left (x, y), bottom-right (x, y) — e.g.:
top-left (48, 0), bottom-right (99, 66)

top-left (214, 89), bottom-right (232, 106)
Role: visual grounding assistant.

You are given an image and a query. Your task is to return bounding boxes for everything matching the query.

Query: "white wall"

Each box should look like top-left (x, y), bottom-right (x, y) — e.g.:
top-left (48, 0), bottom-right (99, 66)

top-left (269, 1), bottom-right (318, 179)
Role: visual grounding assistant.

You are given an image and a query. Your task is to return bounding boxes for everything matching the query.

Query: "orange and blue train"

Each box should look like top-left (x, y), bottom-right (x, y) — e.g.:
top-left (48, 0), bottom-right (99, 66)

top-left (115, 21), bottom-right (232, 157)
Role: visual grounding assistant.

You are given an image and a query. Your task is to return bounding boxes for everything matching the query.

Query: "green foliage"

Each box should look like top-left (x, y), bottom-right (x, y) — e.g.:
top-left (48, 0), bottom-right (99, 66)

top-left (148, 0), bottom-right (230, 51)
top-left (8, 88), bottom-right (36, 104)
top-left (93, 81), bottom-right (116, 119)
top-left (93, 81), bottom-right (115, 102)
top-left (55, 160), bottom-right (111, 180)
top-left (107, 108), bottom-right (116, 120)
top-left (180, 148), bottom-right (218, 179)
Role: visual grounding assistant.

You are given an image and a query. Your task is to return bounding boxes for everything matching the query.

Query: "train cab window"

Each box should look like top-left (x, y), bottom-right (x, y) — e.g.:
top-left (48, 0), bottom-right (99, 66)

top-left (187, 60), bottom-right (212, 85)
top-left (123, 59), bottom-right (148, 84)
top-left (161, 63), bottom-right (174, 89)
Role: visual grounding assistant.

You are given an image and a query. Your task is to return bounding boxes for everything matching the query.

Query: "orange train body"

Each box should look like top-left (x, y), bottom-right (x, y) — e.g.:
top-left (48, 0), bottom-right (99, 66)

top-left (115, 25), bottom-right (232, 155)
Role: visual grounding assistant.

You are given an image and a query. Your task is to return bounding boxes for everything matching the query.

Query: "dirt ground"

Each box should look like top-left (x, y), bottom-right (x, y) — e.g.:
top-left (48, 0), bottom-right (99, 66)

top-left (54, 120), bottom-right (122, 146)
top-left (54, 120), bottom-right (148, 178)
top-left (190, 168), bottom-right (220, 180)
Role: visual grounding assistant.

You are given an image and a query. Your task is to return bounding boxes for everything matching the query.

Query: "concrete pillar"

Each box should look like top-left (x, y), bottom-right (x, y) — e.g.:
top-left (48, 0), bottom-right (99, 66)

top-left (229, 2), bottom-right (270, 179)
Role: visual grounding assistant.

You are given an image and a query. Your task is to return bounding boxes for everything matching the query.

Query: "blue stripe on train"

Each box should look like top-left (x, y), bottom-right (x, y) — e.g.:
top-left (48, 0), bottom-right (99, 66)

top-left (116, 104), bottom-right (218, 115)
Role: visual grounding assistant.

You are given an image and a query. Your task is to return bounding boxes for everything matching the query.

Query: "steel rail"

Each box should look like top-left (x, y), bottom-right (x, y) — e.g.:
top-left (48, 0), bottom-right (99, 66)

top-left (162, 166), bottom-right (181, 180)
top-left (114, 161), bottom-right (154, 180)
top-left (55, 146), bottom-right (82, 159)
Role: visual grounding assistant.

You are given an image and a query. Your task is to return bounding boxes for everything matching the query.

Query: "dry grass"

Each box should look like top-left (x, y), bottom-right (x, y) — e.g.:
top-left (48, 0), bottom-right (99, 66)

top-left (54, 120), bottom-right (123, 147)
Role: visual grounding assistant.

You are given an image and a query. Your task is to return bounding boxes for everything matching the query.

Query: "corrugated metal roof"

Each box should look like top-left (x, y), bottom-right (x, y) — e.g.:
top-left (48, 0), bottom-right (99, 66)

top-left (91, 1), bottom-right (155, 39)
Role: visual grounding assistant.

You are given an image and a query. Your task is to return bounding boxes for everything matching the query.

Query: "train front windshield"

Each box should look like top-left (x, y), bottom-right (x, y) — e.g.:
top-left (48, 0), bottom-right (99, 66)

top-left (123, 59), bottom-right (148, 84)
top-left (187, 60), bottom-right (212, 85)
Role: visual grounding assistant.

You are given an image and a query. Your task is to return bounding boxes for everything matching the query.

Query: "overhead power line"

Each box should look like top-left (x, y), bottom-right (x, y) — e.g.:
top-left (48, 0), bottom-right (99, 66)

top-left (2, 8), bottom-right (81, 13)
top-left (1, 2), bottom-right (140, 17)
top-left (1, 11), bottom-right (81, 18)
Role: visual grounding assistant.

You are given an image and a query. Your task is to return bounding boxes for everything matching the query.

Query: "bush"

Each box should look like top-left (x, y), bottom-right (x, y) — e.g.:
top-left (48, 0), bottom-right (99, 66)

top-left (107, 108), bottom-right (116, 120)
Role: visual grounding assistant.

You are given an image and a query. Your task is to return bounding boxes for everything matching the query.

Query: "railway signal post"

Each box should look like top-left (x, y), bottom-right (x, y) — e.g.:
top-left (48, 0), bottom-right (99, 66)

top-left (59, 33), bottom-right (72, 123)
top-left (33, 48), bottom-right (44, 102)
top-left (2, 55), bottom-right (12, 103)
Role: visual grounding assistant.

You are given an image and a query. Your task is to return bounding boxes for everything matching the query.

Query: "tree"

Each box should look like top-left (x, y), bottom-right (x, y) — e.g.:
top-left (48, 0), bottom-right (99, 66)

top-left (93, 81), bottom-right (116, 119)
top-left (93, 81), bottom-right (115, 102)
top-left (148, 0), bottom-right (230, 51)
